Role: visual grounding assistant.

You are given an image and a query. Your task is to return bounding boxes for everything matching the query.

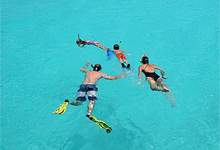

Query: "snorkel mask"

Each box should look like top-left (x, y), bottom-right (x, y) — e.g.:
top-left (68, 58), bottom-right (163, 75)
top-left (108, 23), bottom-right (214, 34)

top-left (140, 54), bottom-right (149, 64)
top-left (91, 64), bottom-right (102, 72)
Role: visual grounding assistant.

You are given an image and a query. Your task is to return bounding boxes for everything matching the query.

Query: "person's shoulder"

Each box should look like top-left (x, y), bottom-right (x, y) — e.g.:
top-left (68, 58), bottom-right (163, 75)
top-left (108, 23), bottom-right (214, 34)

top-left (149, 64), bottom-right (158, 68)
top-left (150, 64), bottom-right (155, 67)
top-left (99, 72), bottom-right (105, 75)
top-left (99, 72), bottom-right (108, 77)
top-left (83, 69), bottom-right (91, 73)
top-left (138, 65), bottom-right (144, 69)
top-left (93, 71), bottom-right (103, 75)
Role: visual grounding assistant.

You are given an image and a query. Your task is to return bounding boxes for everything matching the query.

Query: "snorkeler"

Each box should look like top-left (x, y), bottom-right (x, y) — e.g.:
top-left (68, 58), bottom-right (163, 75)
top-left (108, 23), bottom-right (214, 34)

top-left (138, 54), bottom-right (170, 92)
top-left (68, 61), bottom-right (125, 117)
top-left (112, 44), bottom-right (131, 69)
top-left (76, 39), bottom-right (109, 51)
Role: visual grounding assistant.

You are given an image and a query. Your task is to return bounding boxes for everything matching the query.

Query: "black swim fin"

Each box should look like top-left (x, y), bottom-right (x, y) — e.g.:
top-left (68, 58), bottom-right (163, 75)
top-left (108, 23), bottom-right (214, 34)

top-left (127, 64), bottom-right (131, 69)
top-left (121, 63), bottom-right (126, 68)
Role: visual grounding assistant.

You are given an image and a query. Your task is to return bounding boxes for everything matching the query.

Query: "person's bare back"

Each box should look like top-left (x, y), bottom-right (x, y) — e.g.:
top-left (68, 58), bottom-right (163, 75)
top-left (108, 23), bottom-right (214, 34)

top-left (82, 71), bottom-right (110, 85)
top-left (140, 64), bottom-right (156, 73)
top-left (113, 49), bottom-right (123, 55)
top-left (81, 62), bottom-right (124, 85)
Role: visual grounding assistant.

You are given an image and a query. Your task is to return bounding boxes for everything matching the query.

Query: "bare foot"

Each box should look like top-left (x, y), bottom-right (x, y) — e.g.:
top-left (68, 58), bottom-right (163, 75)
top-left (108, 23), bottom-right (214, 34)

top-left (163, 87), bottom-right (170, 92)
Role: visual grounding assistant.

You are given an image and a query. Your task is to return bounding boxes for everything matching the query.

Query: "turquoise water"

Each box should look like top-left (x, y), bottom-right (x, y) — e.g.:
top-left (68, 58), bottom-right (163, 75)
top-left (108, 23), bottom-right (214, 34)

top-left (1, 0), bottom-right (219, 150)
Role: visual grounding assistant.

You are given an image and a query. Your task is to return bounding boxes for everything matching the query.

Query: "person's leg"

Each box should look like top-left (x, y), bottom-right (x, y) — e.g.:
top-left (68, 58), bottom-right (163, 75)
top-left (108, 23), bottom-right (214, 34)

top-left (87, 100), bottom-right (95, 116)
top-left (94, 42), bottom-right (108, 51)
top-left (119, 58), bottom-right (126, 68)
top-left (123, 59), bottom-right (131, 68)
top-left (118, 58), bottom-right (123, 63)
top-left (86, 85), bottom-right (98, 116)
top-left (123, 59), bottom-right (128, 64)
top-left (157, 78), bottom-right (170, 92)
top-left (148, 78), bottom-right (166, 91)
top-left (70, 85), bottom-right (87, 105)
top-left (69, 100), bottom-right (83, 106)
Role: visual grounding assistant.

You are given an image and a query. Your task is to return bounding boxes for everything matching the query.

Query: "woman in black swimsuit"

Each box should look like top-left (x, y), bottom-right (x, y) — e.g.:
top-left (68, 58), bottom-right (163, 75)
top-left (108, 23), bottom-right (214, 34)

top-left (138, 55), bottom-right (170, 92)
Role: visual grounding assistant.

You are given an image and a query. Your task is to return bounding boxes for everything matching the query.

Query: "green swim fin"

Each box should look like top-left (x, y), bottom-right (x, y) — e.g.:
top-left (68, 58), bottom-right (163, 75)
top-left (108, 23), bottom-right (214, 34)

top-left (52, 100), bottom-right (69, 115)
top-left (87, 115), bottom-right (112, 133)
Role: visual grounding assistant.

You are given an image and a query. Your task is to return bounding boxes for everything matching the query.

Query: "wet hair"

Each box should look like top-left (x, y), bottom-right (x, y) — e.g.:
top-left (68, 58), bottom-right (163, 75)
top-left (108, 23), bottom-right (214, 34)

top-left (76, 39), bottom-right (82, 44)
top-left (141, 56), bottom-right (149, 64)
top-left (113, 44), bottom-right (119, 50)
top-left (91, 64), bottom-right (102, 72)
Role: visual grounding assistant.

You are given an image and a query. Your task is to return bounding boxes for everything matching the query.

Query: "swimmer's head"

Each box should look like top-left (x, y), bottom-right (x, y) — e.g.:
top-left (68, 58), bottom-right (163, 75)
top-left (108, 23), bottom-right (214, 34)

top-left (76, 39), bottom-right (82, 44)
top-left (113, 44), bottom-right (119, 50)
top-left (140, 54), bottom-right (149, 64)
top-left (142, 57), bottom-right (149, 64)
top-left (140, 54), bottom-right (148, 64)
top-left (91, 64), bottom-right (102, 72)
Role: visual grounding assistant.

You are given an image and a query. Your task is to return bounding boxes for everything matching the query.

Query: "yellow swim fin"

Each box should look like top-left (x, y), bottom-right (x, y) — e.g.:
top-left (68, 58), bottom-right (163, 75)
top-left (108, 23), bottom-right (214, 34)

top-left (52, 100), bottom-right (69, 115)
top-left (87, 115), bottom-right (112, 133)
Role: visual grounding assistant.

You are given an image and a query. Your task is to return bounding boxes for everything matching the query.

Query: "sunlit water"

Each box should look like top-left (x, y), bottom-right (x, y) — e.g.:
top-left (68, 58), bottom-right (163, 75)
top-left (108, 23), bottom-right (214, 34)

top-left (1, 0), bottom-right (219, 150)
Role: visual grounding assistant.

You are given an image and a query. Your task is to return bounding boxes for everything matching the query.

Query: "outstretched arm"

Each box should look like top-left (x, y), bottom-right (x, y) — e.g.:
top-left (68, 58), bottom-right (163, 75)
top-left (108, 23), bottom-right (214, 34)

top-left (121, 50), bottom-right (131, 56)
top-left (102, 73), bottom-right (126, 80)
top-left (80, 61), bottom-right (91, 72)
top-left (138, 66), bottom-right (142, 79)
top-left (153, 65), bottom-right (167, 79)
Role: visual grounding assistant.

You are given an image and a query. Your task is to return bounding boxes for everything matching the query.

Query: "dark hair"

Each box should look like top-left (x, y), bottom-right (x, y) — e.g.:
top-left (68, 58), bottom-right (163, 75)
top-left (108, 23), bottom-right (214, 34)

top-left (76, 39), bottom-right (82, 44)
top-left (91, 64), bottom-right (102, 72)
top-left (142, 56), bottom-right (149, 64)
top-left (113, 44), bottom-right (119, 50)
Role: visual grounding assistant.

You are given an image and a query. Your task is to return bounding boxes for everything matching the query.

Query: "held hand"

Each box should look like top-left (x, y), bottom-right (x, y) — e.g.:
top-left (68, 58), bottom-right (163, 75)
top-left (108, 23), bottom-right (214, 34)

top-left (137, 79), bottom-right (142, 85)
top-left (120, 73), bottom-right (126, 78)
top-left (87, 61), bottom-right (91, 65)
top-left (160, 70), bottom-right (167, 79)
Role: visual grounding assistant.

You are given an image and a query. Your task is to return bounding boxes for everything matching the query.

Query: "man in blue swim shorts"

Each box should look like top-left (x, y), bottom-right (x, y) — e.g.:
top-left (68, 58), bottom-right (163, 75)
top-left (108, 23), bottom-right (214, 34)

top-left (69, 61), bottom-right (125, 117)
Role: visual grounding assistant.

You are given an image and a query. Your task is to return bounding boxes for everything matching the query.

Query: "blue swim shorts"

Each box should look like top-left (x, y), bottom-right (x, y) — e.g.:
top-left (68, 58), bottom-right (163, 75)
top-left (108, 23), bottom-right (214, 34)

top-left (76, 84), bottom-right (98, 101)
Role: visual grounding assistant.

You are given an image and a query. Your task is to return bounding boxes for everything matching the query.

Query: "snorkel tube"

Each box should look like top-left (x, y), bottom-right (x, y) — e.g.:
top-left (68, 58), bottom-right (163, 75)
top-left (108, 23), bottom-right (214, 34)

top-left (119, 41), bottom-right (122, 48)
top-left (76, 34), bottom-right (83, 47)
top-left (140, 54), bottom-right (147, 63)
